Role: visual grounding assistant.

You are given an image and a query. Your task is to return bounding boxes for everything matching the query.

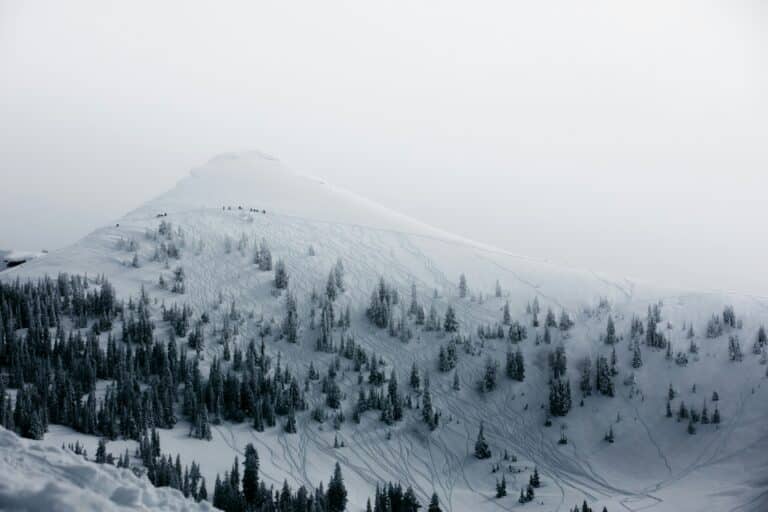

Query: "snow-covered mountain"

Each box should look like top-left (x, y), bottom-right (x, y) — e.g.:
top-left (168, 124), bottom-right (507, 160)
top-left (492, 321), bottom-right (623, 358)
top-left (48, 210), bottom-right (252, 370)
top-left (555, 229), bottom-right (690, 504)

top-left (2, 152), bottom-right (768, 512)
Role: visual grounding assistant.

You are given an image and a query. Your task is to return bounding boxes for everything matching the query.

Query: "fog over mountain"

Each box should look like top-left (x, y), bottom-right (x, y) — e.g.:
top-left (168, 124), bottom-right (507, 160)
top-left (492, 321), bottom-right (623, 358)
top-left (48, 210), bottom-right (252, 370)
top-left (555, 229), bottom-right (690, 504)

top-left (1, 0), bottom-right (767, 294)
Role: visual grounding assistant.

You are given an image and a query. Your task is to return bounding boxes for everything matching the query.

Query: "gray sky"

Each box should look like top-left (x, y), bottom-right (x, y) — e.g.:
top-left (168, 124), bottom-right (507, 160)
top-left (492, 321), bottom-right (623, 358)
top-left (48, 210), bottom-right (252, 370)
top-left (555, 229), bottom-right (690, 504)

top-left (1, 0), bottom-right (767, 294)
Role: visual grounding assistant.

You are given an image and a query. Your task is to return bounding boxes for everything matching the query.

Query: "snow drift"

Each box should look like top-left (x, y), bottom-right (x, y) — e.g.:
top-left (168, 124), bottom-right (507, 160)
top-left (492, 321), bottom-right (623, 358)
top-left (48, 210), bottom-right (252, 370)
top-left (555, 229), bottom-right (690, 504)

top-left (0, 427), bottom-right (214, 512)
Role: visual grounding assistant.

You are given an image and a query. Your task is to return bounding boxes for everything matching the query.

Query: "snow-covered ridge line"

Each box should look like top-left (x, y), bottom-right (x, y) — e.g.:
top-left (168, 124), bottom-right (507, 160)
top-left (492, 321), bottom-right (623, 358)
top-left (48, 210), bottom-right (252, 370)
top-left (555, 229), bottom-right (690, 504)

top-left (0, 427), bottom-right (215, 512)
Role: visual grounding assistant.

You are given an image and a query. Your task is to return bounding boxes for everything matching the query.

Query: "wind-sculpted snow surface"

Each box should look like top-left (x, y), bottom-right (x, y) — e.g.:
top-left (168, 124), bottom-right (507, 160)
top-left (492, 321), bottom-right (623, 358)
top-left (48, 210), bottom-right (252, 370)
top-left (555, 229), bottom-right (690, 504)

top-left (4, 152), bottom-right (768, 512)
top-left (0, 428), bottom-right (215, 512)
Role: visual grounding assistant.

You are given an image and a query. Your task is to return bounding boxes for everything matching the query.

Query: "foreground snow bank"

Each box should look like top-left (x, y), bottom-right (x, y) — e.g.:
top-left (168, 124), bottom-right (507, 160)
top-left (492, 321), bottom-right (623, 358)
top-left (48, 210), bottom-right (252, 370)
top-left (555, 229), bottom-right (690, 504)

top-left (0, 428), bottom-right (215, 512)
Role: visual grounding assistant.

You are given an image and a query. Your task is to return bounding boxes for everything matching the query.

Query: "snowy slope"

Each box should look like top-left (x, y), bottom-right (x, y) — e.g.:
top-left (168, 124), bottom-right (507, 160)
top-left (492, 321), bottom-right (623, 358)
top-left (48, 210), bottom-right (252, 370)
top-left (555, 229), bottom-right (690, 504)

top-left (0, 427), bottom-right (214, 512)
top-left (7, 151), bottom-right (674, 309)
top-left (4, 152), bottom-right (768, 512)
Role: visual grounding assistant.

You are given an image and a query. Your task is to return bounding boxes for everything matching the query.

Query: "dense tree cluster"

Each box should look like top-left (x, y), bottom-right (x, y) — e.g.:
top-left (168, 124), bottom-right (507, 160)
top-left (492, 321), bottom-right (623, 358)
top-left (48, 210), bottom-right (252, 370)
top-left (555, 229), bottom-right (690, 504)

top-left (274, 259), bottom-right (289, 289)
top-left (137, 429), bottom-right (208, 501)
top-left (437, 342), bottom-right (459, 372)
top-left (370, 482), bottom-right (422, 512)
top-left (479, 357), bottom-right (499, 392)
top-left (253, 239), bottom-right (273, 271)
top-left (505, 348), bottom-right (525, 381)
top-left (549, 378), bottom-right (572, 417)
top-left (507, 321), bottom-right (528, 343)
top-left (594, 355), bottom-right (615, 397)
top-left (367, 278), bottom-right (399, 329)
top-left (212, 446), bottom-right (349, 512)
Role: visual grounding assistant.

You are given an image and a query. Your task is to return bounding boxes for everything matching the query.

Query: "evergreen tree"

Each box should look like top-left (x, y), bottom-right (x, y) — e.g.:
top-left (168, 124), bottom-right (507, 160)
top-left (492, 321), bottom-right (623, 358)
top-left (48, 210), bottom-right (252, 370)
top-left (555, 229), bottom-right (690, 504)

top-left (481, 357), bottom-right (499, 392)
top-left (326, 270), bottom-right (338, 301)
top-left (728, 335), bottom-right (743, 362)
top-left (409, 363), bottom-right (421, 390)
top-left (757, 325), bottom-right (767, 348)
top-left (549, 378), bottom-right (572, 416)
top-left (256, 239), bottom-right (272, 270)
top-left (502, 301), bottom-right (511, 325)
top-left (284, 408), bottom-right (297, 433)
top-left (458, 274), bottom-right (468, 298)
top-left (526, 484), bottom-right (535, 502)
top-left (530, 467), bottom-right (541, 488)
top-left (443, 306), bottom-right (459, 333)
top-left (604, 426), bottom-right (615, 443)
top-left (428, 492), bottom-right (442, 512)
top-left (334, 258), bottom-right (345, 292)
top-left (474, 422), bottom-right (492, 459)
top-left (422, 385), bottom-right (435, 430)
top-left (198, 477), bottom-right (208, 501)
top-left (545, 308), bottom-right (557, 328)
top-left (631, 341), bottom-right (643, 369)
top-left (425, 303), bottom-right (440, 331)
top-left (95, 439), bottom-right (108, 463)
top-left (559, 311), bottom-right (574, 331)
top-left (327, 462), bottom-right (348, 512)
top-left (605, 316), bottom-right (617, 345)
top-left (274, 260), bottom-right (289, 289)
top-left (409, 283), bottom-right (420, 317)
top-left (283, 292), bottom-right (299, 343)
top-left (242, 443), bottom-right (259, 508)
top-left (496, 475), bottom-right (507, 498)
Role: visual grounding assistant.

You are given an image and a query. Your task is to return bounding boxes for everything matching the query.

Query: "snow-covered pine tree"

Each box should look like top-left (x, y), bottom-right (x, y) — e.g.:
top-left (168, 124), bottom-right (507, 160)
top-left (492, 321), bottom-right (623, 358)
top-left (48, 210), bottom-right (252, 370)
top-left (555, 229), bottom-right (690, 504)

top-left (503, 301), bottom-right (511, 325)
top-left (605, 316), bottom-right (617, 345)
top-left (549, 378), bottom-right (572, 416)
top-left (444, 305), bottom-right (459, 332)
top-left (409, 283), bottom-right (419, 316)
top-left (530, 467), bottom-right (541, 488)
top-left (474, 422), bottom-right (492, 459)
top-left (274, 259), bottom-right (289, 289)
top-left (326, 270), bottom-right (337, 301)
top-left (428, 492), bottom-right (442, 512)
top-left (283, 291), bottom-right (298, 343)
top-left (480, 357), bottom-right (499, 392)
top-left (728, 335), bottom-right (743, 362)
top-left (496, 475), bottom-right (507, 498)
top-left (559, 310), bottom-right (574, 331)
top-left (459, 274), bottom-right (468, 298)
top-left (410, 362), bottom-right (421, 390)
top-left (333, 258), bottom-right (345, 291)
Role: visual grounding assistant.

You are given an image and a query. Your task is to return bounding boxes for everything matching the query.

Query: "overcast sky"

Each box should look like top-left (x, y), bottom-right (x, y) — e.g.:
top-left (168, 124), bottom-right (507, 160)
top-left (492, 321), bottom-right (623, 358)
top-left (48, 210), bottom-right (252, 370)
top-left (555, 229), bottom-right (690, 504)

top-left (1, 0), bottom-right (766, 294)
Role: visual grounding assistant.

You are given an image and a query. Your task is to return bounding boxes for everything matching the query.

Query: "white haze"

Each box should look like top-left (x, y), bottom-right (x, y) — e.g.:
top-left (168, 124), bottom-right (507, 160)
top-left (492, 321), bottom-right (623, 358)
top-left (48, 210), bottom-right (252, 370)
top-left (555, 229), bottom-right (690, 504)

top-left (0, 0), bottom-right (766, 295)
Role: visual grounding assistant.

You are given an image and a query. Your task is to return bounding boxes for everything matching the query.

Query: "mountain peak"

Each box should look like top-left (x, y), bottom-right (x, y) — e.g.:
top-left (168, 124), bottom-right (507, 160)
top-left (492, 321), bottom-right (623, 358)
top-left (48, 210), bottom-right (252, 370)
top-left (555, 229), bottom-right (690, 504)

top-left (133, 152), bottom-right (456, 243)
top-left (190, 151), bottom-right (286, 179)
top-left (208, 150), bottom-right (279, 164)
